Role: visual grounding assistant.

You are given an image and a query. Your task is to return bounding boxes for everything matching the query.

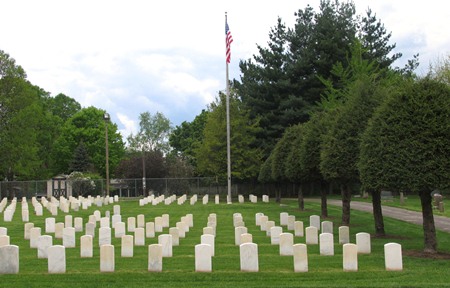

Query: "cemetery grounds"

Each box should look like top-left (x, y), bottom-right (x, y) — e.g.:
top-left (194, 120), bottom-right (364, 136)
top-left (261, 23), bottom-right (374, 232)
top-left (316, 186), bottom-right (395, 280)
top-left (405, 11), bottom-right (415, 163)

top-left (1, 196), bottom-right (450, 288)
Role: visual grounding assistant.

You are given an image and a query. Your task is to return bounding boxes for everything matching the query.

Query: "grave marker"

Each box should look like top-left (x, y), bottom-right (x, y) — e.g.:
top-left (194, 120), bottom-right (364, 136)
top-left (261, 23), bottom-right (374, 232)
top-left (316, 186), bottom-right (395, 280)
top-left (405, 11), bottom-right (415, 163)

top-left (293, 244), bottom-right (308, 272)
top-left (48, 245), bottom-right (66, 274)
top-left (240, 243), bottom-right (258, 272)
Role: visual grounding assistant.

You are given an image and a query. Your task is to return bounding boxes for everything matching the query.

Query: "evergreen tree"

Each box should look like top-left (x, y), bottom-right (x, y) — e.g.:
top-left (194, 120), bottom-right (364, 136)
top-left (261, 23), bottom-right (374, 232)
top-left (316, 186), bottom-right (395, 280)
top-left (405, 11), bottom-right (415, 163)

top-left (69, 141), bottom-right (92, 173)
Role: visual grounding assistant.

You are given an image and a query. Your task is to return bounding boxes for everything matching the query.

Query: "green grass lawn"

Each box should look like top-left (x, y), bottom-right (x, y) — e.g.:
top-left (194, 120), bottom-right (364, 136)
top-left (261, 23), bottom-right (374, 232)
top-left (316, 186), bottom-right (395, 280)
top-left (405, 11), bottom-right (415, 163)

top-left (1, 196), bottom-right (450, 287)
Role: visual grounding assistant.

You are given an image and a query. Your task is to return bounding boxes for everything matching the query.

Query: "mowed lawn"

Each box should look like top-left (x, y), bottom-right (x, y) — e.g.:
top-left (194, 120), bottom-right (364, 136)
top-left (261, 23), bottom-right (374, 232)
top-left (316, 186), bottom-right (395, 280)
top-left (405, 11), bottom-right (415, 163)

top-left (1, 196), bottom-right (450, 288)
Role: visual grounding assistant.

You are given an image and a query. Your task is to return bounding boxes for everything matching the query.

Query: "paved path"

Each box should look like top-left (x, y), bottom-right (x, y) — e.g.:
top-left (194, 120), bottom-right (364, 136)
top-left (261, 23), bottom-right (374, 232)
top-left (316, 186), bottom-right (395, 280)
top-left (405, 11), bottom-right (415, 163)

top-left (308, 199), bottom-right (450, 233)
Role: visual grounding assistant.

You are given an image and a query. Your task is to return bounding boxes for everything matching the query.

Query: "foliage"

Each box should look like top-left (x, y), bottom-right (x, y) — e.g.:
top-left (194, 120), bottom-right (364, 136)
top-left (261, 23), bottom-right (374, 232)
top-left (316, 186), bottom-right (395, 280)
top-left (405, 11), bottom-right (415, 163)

top-left (284, 124), bottom-right (304, 183)
top-left (52, 107), bottom-right (125, 177)
top-left (66, 171), bottom-right (97, 197)
top-left (0, 50), bottom-right (26, 78)
top-left (358, 77), bottom-right (450, 192)
top-left (44, 93), bottom-right (82, 122)
top-left (271, 125), bottom-right (298, 182)
top-left (236, 0), bottom-right (404, 159)
top-left (127, 111), bottom-right (172, 155)
top-left (69, 141), bottom-right (93, 173)
top-left (236, 17), bottom-right (290, 157)
top-left (115, 150), bottom-right (167, 179)
top-left (0, 77), bottom-right (43, 180)
top-left (195, 91), bottom-right (263, 182)
top-left (427, 53), bottom-right (450, 85)
top-left (169, 109), bottom-right (208, 167)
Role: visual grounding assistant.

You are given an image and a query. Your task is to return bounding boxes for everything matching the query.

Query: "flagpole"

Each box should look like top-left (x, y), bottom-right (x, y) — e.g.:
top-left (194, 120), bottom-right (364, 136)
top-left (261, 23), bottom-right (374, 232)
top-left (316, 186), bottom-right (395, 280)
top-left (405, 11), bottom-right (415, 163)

top-left (225, 12), bottom-right (232, 204)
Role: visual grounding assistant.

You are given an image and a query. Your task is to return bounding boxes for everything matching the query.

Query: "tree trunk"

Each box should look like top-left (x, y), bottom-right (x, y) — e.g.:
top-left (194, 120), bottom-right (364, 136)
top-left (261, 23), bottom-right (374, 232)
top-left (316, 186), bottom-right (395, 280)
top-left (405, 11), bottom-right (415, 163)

top-left (341, 183), bottom-right (351, 225)
top-left (297, 183), bottom-right (304, 211)
top-left (275, 183), bottom-right (281, 203)
top-left (419, 190), bottom-right (437, 253)
top-left (320, 180), bottom-right (328, 218)
top-left (371, 190), bottom-right (385, 236)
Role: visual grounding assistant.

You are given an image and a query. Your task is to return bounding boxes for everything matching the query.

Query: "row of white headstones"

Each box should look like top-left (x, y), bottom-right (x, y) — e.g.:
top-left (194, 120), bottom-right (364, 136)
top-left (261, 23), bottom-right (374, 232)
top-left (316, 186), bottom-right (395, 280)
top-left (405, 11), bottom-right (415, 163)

top-left (0, 196), bottom-right (402, 274)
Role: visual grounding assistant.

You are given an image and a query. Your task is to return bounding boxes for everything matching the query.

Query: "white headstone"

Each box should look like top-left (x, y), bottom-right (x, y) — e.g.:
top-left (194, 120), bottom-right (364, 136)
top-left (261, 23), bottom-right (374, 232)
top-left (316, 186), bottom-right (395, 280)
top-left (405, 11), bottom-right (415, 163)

top-left (114, 222), bottom-right (126, 238)
top-left (62, 227), bottom-right (76, 248)
top-left (65, 215), bottom-right (73, 228)
top-left (30, 227), bottom-right (41, 248)
top-left (112, 214), bottom-right (122, 228)
top-left (80, 235), bottom-right (93, 258)
top-left (321, 221), bottom-right (333, 234)
top-left (203, 226), bottom-right (215, 236)
top-left (146, 222), bottom-right (155, 238)
top-left (100, 244), bottom-right (115, 272)
top-left (93, 210), bottom-right (101, 221)
top-left (169, 227), bottom-right (179, 246)
top-left (85, 222), bottom-right (96, 237)
top-left (24, 223), bottom-right (34, 240)
top-left (158, 234), bottom-right (173, 257)
top-left (201, 234), bottom-right (215, 257)
top-left (265, 221), bottom-right (275, 236)
top-left (100, 217), bottom-right (110, 228)
top-left (293, 244), bottom-right (308, 272)
top-left (55, 222), bottom-right (64, 239)
top-left (294, 221), bottom-right (304, 237)
top-left (240, 243), bottom-right (258, 272)
top-left (255, 213), bottom-right (264, 226)
top-left (287, 215), bottom-right (296, 231)
top-left (280, 212), bottom-right (288, 226)
top-left (240, 233), bottom-right (253, 244)
top-left (162, 214), bottom-right (169, 228)
top-left (259, 215), bottom-right (269, 231)
top-left (22, 210), bottom-right (29, 222)
top-left (343, 243), bottom-right (358, 271)
top-left (121, 235), bottom-right (134, 257)
top-left (195, 244), bottom-right (212, 272)
top-left (176, 222), bottom-right (187, 238)
top-left (127, 217), bottom-right (136, 232)
top-left (319, 233), bottom-right (334, 256)
top-left (384, 243), bottom-right (402, 271)
top-left (148, 244), bottom-right (163, 272)
top-left (339, 226), bottom-right (350, 244)
top-left (235, 226), bottom-right (248, 246)
top-left (74, 217), bottom-right (83, 232)
top-left (356, 232), bottom-right (371, 254)
top-left (270, 226), bottom-right (283, 245)
top-left (0, 227), bottom-right (7, 237)
top-left (37, 235), bottom-right (53, 259)
top-left (135, 228), bottom-right (145, 246)
top-left (113, 205), bottom-right (120, 215)
top-left (0, 235), bottom-right (10, 247)
top-left (309, 215), bottom-right (320, 231)
top-left (0, 245), bottom-right (19, 274)
top-left (99, 227), bottom-right (112, 246)
top-left (48, 245), bottom-right (66, 274)
top-left (305, 226), bottom-right (319, 245)
top-left (45, 217), bottom-right (56, 233)
top-left (155, 217), bottom-right (163, 232)
top-left (279, 233), bottom-right (294, 256)
top-left (137, 214), bottom-right (145, 228)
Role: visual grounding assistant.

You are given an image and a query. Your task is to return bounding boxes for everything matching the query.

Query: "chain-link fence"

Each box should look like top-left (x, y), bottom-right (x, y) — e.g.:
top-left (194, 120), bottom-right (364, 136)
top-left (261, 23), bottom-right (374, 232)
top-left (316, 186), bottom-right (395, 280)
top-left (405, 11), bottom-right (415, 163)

top-left (0, 178), bottom-right (302, 200)
top-left (0, 177), bottom-right (227, 199)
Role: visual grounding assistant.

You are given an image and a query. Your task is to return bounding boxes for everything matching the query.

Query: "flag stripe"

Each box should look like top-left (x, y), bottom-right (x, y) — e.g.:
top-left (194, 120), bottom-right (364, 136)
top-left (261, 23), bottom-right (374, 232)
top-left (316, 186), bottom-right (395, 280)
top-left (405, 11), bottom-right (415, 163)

top-left (225, 21), bottom-right (233, 63)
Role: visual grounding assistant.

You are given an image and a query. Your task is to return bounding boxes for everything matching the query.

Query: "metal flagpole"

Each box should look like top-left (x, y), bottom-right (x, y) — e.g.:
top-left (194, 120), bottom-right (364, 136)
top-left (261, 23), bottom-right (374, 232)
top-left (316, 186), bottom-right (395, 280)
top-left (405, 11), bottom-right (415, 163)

top-left (225, 12), bottom-right (232, 204)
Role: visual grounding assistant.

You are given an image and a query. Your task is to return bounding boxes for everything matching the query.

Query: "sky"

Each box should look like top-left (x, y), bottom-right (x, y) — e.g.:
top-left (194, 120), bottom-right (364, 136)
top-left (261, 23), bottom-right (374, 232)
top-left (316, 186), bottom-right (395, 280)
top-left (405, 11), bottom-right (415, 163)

top-left (2, 0), bottom-right (449, 140)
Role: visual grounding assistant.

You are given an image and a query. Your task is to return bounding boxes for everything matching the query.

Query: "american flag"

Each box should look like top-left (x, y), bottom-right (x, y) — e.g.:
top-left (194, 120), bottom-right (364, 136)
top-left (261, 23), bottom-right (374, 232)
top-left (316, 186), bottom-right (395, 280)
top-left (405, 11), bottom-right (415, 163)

top-left (225, 19), bottom-right (233, 63)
